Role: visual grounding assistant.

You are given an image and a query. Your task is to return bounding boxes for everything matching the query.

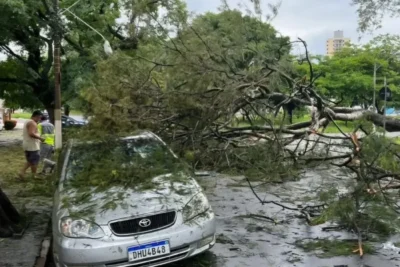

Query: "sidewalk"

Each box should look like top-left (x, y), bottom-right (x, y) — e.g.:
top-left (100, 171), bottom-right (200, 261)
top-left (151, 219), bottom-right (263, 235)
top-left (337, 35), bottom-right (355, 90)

top-left (0, 133), bottom-right (52, 267)
top-left (15, 118), bottom-right (27, 130)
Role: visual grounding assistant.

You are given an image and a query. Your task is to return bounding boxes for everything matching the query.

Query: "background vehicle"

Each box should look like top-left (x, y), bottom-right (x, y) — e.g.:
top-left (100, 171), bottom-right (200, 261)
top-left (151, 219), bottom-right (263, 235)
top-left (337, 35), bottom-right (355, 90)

top-left (52, 132), bottom-right (216, 267)
top-left (61, 115), bottom-right (87, 128)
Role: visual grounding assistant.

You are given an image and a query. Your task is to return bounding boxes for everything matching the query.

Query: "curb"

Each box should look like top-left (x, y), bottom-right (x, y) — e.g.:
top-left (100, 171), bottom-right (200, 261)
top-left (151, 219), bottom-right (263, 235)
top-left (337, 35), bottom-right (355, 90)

top-left (34, 237), bottom-right (51, 267)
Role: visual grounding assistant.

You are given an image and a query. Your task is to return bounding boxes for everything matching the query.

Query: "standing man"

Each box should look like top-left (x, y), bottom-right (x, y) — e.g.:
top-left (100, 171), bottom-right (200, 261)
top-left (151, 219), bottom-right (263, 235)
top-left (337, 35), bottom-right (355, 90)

top-left (38, 115), bottom-right (55, 174)
top-left (19, 110), bottom-right (45, 179)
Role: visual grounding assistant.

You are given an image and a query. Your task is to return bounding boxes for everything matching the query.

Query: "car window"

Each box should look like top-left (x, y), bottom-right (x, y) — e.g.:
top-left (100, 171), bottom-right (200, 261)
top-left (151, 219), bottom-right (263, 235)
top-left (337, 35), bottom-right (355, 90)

top-left (65, 137), bottom-right (179, 182)
top-left (62, 116), bottom-right (76, 123)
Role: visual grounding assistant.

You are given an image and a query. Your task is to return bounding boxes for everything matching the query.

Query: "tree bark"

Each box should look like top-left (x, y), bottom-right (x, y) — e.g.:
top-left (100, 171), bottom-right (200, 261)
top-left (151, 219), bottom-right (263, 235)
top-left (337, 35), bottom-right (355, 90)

top-left (64, 104), bottom-right (70, 117)
top-left (327, 109), bottom-right (400, 132)
top-left (245, 92), bottom-right (400, 132)
top-left (46, 106), bottom-right (55, 125)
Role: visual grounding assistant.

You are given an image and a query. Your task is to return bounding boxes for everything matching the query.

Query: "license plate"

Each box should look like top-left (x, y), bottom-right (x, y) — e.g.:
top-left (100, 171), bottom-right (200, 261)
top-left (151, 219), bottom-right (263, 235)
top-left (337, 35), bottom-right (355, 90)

top-left (128, 240), bottom-right (170, 262)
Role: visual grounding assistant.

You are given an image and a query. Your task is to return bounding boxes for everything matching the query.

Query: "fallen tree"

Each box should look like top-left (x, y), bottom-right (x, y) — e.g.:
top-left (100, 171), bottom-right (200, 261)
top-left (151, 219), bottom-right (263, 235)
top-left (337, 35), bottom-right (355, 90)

top-left (77, 7), bottom-right (400, 258)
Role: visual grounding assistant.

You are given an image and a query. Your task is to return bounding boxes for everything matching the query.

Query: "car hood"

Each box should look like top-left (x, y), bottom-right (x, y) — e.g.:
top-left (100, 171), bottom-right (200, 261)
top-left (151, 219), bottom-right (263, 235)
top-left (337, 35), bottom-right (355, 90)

top-left (56, 173), bottom-right (201, 225)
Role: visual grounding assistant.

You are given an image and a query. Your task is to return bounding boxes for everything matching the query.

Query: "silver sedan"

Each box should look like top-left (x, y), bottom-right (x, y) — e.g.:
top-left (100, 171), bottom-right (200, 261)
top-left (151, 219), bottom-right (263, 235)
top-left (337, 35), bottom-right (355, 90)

top-left (52, 132), bottom-right (216, 267)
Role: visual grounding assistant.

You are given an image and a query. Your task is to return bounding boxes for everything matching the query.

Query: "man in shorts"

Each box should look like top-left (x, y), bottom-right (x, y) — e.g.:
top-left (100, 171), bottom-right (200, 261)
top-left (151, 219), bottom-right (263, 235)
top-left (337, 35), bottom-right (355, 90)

top-left (19, 110), bottom-right (45, 179)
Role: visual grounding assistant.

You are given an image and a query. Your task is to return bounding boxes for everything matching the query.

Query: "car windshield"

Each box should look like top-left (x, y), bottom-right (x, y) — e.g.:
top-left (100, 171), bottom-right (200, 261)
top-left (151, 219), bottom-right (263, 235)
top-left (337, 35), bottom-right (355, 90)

top-left (64, 137), bottom-right (186, 189)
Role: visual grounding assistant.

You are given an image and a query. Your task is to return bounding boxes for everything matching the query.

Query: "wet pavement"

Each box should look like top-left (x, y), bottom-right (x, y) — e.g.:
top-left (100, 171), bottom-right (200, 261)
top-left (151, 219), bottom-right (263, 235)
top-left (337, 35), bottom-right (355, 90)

top-left (0, 205), bottom-right (51, 267)
top-left (172, 168), bottom-right (400, 267)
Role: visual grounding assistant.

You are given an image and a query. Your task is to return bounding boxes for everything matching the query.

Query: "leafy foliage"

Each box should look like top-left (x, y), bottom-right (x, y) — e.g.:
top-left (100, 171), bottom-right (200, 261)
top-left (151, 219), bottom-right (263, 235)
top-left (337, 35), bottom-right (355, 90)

top-left (295, 238), bottom-right (375, 258)
top-left (82, 10), bottom-right (292, 171)
top-left (0, 0), bottom-right (189, 114)
top-left (64, 138), bottom-right (190, 192)
top-left (310, 135), bottom-right (400, 238)
top-left (0, 60), bottom-right (42, 109)
top-left (352, 0), bottom-right (400, 32)
top-left (297, 35), bottom-right (400, 109)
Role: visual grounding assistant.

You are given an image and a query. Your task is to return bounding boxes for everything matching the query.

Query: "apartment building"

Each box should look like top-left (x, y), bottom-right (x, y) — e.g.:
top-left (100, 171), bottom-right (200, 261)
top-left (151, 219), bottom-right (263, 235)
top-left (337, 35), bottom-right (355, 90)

top-left (326, 30), bottom-right (350, 57)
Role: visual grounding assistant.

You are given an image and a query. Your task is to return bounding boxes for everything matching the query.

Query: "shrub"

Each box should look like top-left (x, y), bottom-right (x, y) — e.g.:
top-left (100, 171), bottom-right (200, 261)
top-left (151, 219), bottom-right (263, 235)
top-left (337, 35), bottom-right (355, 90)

top-left (4, 120), bottom-right (17, 130)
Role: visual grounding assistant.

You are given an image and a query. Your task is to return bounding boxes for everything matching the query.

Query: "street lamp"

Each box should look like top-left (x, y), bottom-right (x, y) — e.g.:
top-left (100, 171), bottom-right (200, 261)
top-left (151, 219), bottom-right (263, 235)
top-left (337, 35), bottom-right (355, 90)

top-left (52, 1), bottom-right (114, 149)
top-left (62, 9), bottom-right (113, 55)
top-left (372, 62), bottom-right (380, 114)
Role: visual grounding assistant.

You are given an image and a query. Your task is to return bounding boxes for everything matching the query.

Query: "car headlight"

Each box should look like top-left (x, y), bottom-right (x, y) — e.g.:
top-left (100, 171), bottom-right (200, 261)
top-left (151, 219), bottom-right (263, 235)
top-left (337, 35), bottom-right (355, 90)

top-left (60, 217), bottom-right (105, 239)
top-left (182, 192), bottom-right (211, 222)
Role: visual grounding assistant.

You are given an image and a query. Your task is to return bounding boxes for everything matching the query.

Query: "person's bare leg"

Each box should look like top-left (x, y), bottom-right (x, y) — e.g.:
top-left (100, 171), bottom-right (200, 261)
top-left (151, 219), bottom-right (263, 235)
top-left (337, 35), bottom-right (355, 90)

top-left (30, 165), bottom-right (38, 175)
top-left (19, 163), bottom-right (31, 179)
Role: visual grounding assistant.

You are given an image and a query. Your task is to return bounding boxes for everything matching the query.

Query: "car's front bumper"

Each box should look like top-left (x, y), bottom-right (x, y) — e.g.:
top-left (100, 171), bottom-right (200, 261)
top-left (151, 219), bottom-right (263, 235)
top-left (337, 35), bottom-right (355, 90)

top-left (53, 210), bottom-right (216, 267)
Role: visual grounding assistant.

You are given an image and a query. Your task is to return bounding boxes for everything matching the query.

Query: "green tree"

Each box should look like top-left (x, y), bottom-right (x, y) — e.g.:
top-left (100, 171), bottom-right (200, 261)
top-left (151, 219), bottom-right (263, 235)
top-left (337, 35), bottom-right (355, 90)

top-left (352, 0), bottom-right (400, 32)
top-left (0, 0), bottom-right (120, 120)
top-left (82, 9), bottom-right (292, 167)
top-left (0, 0), bottom-right (188, 119)
top-left (0, 59), bottom-right (42, 109)
top-left (297, 35), bottom-right (400, 112)
top-left (0, 0), bottom-right (188, 237)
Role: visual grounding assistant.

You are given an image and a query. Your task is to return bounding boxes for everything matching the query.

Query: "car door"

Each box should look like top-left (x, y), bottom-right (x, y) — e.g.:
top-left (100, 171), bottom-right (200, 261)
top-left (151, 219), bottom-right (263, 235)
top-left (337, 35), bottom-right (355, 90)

top-left (52, 142), bottom-right (71, 239)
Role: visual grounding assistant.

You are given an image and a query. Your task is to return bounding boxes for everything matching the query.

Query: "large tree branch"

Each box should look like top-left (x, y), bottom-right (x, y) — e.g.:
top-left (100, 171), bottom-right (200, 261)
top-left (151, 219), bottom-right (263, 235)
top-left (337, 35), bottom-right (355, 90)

top-left (328, 109), bottom-right (400, 132)
top-left (41, 38), bottom-right (53, 77)
top-left (0, 45), bottom-right (28, 64)
top-left (0, 77), bottom-right (36, 88)
top-left (63, 35), bottom-right (87, 56)
top-left (107, 24), bottom-right (125, 41)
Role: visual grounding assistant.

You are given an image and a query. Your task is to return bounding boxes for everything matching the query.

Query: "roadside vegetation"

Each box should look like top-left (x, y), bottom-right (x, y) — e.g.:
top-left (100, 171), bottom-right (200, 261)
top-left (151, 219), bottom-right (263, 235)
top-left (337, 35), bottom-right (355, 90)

top-left (0, 144), bottom-right (54, 198)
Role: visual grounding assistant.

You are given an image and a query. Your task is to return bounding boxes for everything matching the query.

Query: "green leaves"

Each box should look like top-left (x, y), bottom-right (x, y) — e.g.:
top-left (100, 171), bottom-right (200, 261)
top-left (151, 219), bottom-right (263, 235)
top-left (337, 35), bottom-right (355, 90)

top-left (352, 0), bottom-right (400, 32)
top-left (297, 36), bottom-right (400, 108)
top-left (64, 138), bottom-right (190, 192)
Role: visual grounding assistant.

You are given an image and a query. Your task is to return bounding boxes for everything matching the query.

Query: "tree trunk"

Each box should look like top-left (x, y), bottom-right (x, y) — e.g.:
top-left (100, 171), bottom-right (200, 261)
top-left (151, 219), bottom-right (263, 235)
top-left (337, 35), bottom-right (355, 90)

top-left (0, 188), bottom-right (20, 237)
top-left (64, 104), bottom-right (70, 117)
top-left (46, 106), bottom-right (55, 125)
top-left (327, 109), bottom-right (400, 132)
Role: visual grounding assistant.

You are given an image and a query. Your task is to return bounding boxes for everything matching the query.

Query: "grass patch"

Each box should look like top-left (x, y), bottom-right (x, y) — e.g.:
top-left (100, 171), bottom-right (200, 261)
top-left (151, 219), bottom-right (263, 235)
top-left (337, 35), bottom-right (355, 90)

top-left (0, 144), bottom-right (54, 198)
top-left (295, 239), bottom-right (375, 258)
top-left (291, 115), bottom-right (357, 133)
top-left (10, 113), bottom-right (31, 119)
top-left (234, 114), bottom-right (360, 134)
top-left (0, 144), bottom-right (26, 180)
top-left (392, 137), bottom-right (400, 145)
top-left (324, 121), bottom-right (356, 134)
top-left (69, 110), bottom-right (83, 116)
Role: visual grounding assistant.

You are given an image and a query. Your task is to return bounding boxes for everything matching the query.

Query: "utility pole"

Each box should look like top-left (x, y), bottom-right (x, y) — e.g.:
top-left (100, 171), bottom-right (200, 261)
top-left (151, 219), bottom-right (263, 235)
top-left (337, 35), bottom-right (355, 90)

top-left (372, 63), bottom-right (378, 132)
top-left (373, 63), bottom-right (377, 112)
top-left (383, 76), bottom-right (387, 136)
top-left (53, 0), bottom-right (62, 149)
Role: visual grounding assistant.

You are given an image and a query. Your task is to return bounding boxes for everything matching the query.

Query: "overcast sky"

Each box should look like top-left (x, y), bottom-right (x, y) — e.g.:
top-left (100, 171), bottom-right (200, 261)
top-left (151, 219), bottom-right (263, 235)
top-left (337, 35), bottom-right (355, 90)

top-left (186, 0), bottom-right (399, 56)
top-left (1, 0), bottom-right (397, 61)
